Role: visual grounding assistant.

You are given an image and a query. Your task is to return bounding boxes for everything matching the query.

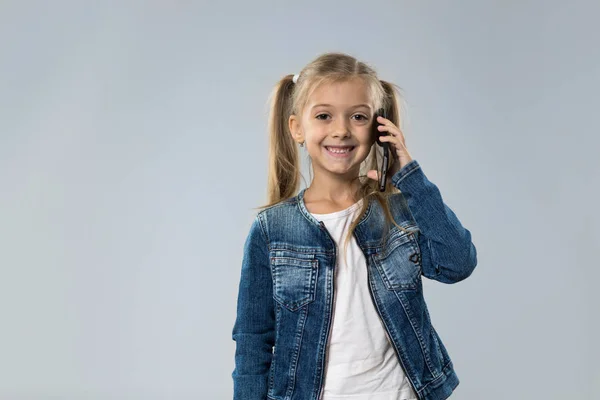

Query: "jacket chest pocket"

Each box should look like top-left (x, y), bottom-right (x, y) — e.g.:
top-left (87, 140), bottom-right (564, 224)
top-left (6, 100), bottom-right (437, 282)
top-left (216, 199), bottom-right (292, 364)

top-left (373, 230), bottom-right (421, 291)
top-left (270, 252), bottom-right (318, 312)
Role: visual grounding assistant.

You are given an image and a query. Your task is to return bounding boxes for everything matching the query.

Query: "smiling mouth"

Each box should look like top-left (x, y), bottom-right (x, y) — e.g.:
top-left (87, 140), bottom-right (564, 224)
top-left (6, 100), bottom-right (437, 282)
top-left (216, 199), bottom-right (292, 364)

top-left (324, 146), bottom-right (355, 157)
top-left (325, 146), bottom-right (355, 154)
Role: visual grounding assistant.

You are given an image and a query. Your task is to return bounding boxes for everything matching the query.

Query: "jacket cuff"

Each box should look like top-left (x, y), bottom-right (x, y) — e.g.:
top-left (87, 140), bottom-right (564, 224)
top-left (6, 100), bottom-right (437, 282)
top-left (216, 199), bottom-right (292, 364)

top-left (391, 159), bottom-right (421, 189)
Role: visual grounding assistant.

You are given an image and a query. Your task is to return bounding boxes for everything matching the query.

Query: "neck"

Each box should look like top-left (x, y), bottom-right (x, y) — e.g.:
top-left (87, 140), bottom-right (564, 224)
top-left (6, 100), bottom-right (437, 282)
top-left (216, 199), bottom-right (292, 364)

top-left (305, 175), bottom-right (362, 204)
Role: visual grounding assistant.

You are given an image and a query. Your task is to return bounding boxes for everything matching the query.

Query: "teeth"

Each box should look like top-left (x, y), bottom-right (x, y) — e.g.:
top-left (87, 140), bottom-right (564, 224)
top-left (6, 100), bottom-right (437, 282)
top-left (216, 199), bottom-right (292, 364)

top-left (326, 147), bottom-right (352, 153)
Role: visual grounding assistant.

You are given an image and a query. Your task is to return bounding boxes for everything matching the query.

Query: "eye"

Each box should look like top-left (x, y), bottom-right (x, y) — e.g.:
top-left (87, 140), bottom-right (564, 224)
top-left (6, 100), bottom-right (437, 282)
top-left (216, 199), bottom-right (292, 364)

top-left (316, 113), bottom-right (368, 121)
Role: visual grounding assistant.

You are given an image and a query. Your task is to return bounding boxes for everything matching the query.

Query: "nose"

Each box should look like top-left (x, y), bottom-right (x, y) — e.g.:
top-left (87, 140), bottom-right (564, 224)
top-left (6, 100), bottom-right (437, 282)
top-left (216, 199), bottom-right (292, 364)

top-left (331, 118), bottom-right (351, 138)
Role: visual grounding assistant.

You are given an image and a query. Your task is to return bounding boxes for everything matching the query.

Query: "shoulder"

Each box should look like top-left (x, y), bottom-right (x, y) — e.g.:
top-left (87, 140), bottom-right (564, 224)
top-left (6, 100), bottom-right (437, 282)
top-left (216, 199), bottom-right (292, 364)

top-left (255, 196), bottom-right (299, 220)
top-left (249, 196), bottom-right (300, 236)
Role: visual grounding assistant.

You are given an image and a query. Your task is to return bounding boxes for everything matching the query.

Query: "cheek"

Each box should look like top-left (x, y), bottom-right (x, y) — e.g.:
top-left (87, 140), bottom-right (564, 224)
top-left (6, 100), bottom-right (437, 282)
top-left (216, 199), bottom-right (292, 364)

top-left (359, 131), bottom-right (376, 146)
top-left (306, 128), bottom-right (327, 141)
top-left (360, 144), bottom-right (374, 156)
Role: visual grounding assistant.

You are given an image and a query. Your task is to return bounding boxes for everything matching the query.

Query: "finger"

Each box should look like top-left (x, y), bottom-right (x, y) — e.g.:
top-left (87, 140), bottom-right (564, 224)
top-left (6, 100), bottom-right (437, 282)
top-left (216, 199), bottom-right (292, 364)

top-left (366, 170), bottom-right (379, 181)
top-left (377, 123), bottom-right (404, 137)
top-left (376, 115), bottom-right (394, 125)
top-left (378, 136), bottom-right (400, 156)
top-left (376, 116), bottom-right (402, 131)
top-left (377, 125), bottom-right (402, 139)
top-left (379, 128), bottom-right (406, 148)
top-left (378, 135), bottom-right (405, 159)
top-left (378, 134), bottom-right (398, 143)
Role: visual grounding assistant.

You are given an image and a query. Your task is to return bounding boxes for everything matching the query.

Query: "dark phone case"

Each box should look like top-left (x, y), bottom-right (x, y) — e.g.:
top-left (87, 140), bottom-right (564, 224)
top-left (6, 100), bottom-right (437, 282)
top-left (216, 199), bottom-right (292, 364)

top-left (372, 108), bottom-right (390, 192)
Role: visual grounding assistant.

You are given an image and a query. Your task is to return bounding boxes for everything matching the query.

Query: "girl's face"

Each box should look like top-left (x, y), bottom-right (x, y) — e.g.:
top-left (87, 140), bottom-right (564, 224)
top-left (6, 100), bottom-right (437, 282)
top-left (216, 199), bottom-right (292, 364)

top-left (289, 78), bottom-right (375, 179)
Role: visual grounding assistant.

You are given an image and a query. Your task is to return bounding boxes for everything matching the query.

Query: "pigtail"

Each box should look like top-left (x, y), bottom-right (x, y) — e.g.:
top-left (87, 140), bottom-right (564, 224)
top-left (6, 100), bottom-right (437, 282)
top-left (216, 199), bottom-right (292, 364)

top-left (253, 75), bottom-right (300, 210)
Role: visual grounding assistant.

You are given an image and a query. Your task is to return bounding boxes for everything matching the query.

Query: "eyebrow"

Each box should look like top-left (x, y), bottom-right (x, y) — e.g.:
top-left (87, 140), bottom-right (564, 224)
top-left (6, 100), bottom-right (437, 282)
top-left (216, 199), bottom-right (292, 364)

top-left (310, 103), bottom-right (372, 110)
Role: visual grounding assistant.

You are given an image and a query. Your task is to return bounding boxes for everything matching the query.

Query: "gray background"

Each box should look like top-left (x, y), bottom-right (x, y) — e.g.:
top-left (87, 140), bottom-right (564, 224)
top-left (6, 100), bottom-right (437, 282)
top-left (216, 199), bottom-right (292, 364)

top-left (1, 1), bottom-right (598, 399)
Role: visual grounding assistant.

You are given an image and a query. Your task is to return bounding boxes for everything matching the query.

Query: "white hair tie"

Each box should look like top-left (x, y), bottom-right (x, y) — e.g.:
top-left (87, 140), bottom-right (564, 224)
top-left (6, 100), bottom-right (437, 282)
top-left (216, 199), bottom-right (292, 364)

top-left (292, 73), bottom-right (300, 83)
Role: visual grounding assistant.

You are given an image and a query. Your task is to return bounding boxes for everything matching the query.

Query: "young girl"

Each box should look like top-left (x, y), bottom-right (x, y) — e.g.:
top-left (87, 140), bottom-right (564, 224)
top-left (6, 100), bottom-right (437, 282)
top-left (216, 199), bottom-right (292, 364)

top-left (231, 52), bottom-right (478, 400)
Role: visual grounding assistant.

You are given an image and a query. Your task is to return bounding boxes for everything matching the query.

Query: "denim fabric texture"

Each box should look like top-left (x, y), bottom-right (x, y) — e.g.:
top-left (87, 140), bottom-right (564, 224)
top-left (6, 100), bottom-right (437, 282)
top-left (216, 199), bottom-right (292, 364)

top-left (231, 159), bottom-right (478, 400)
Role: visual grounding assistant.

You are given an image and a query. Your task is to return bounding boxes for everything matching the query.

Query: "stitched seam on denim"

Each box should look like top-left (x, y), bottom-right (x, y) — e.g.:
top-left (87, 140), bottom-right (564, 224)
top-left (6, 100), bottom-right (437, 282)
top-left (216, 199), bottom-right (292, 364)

top-left (379, 230), bottom-right (414, 258)
top-left (271, 259), bottom-right (317, 311)
top-left (270, 245), bottom-right (333, 255)
top-left (362, 222), bottom-right (419, 253)
top-left (427, 238), bottom-right (442, 276)
top-left (392, 163), bottom-right (421, 187)
top-left (427, 310), bottom-right (443, 364)
top-left (373, 259), bottom-right (417, 291)
top-left (368, 266), bottom-right (420, 396)
top-left (356, 195), bottom-right (373, 225)
top-left (419, 360), bottom-right (454, 393)
top-left (373, 236), bottom-right (419, 291)
top-left (285, 305), bottom-right (308, 398)
top-left (257, 212), bottom-right (272, 250)
top-left (393, 291), bottom-right (437, 377)
top-left (257, 196), bottom-right (297, 218)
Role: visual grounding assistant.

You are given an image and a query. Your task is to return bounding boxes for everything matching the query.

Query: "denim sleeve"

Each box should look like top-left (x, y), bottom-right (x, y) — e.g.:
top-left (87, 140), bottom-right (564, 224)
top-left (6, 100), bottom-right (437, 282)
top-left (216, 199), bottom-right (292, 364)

top-left (391, 159), bottom-right (478, 283)
top-left (231, 215), bottom-right (275, 399)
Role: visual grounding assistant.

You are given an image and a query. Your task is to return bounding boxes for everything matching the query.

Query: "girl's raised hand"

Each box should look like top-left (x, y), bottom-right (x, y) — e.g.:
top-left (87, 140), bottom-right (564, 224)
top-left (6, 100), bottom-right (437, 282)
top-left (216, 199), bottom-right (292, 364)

top-left (367, 115), bottom-right (414, 183)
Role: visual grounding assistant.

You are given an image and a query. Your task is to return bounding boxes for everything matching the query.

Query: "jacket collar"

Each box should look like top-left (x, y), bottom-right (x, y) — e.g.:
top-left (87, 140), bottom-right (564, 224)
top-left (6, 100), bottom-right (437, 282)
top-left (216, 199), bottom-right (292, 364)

top-left (296, 187), bottom-right (373, 228)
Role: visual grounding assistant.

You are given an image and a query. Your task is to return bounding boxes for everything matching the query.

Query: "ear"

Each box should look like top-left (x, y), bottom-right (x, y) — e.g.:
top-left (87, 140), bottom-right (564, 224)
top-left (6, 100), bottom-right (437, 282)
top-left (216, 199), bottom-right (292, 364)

top-left (288, 114), bottom-right (304, 145)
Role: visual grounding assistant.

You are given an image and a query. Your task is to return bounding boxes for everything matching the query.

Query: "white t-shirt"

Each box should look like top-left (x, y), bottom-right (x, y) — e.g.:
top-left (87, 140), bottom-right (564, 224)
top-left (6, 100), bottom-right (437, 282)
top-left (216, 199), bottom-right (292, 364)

top-left (310, 199), bottom-right (418, 400)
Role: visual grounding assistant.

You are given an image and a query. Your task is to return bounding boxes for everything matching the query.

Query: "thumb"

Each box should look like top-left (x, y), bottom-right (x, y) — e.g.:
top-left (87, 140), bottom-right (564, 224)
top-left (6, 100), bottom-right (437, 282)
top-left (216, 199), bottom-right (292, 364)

top-left (366, 170), bottom-right (379, 181)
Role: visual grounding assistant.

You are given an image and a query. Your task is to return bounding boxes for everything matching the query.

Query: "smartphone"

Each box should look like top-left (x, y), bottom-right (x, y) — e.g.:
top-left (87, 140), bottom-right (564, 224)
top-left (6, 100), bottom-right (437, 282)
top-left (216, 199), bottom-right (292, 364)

top-left (372, 107), bottom-right (389, 192)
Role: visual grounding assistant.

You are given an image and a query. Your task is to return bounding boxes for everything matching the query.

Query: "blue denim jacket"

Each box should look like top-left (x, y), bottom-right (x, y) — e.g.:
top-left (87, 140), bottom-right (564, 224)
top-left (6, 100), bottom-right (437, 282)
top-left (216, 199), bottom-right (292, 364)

top-left (231, 159), bottom-right (478, 400)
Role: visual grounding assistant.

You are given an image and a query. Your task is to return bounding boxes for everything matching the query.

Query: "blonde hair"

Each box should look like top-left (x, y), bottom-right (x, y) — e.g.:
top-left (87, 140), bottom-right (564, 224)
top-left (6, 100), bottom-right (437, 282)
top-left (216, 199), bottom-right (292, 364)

top-left (254, 51), bottom-right (410, 255)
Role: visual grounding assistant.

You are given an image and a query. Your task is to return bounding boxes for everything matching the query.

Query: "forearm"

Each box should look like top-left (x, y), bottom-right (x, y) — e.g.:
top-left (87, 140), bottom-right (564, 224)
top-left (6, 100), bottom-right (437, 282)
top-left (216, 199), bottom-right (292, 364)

top-left (391, 159), bottom-right (478, 283)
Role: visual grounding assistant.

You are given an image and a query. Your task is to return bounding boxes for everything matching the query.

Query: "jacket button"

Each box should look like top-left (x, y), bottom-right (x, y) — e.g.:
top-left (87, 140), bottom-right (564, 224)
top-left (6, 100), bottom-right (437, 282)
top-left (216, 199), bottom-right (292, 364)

top-left (409, 252), bottom-right (420, 264)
